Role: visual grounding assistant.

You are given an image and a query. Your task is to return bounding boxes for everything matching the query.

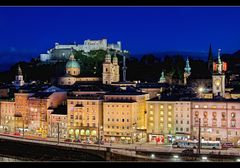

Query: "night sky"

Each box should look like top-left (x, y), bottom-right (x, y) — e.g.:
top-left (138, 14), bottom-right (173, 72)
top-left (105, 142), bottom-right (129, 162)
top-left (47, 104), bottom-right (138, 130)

top-left (1, 6), bottom-right (240, 64)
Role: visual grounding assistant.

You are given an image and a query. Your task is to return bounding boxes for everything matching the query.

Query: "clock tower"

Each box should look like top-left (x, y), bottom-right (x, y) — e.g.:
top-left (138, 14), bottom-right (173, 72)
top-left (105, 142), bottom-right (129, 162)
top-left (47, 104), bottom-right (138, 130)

top-left (212, 49), bottom-right (227, 97)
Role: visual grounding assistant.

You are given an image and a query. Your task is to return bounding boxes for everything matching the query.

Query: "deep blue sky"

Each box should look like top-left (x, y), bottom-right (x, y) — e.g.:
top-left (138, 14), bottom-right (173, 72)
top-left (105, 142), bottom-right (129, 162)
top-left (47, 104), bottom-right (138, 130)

top-left (1, 7), bottom-right (240, 61)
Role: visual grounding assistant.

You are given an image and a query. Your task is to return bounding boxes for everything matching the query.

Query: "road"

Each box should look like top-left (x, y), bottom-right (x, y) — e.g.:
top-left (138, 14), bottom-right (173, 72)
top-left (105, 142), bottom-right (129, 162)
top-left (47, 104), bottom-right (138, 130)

top-left (0, 133), bottom-right (240, 160)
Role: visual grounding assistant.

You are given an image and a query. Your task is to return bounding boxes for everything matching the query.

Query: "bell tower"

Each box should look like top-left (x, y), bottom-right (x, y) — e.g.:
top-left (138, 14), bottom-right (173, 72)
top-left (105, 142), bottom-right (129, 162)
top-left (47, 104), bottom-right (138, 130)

top-left (212, 49), bottom-right (227, 97)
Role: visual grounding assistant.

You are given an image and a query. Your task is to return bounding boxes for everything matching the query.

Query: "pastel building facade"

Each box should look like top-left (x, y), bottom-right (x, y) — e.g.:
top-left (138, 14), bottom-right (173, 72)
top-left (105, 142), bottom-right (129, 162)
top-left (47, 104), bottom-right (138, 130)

top-left (67, 95), bottom-right (103, 141)
top-left (191, 100), bottom-right (240, 143)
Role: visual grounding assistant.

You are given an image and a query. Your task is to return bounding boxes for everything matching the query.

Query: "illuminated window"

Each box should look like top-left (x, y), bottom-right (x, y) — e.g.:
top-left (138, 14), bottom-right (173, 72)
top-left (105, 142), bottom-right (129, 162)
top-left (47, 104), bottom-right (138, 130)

top-left (231, 113), bottom-right (236, 118)
top-left (160, 123), bottom-right (163, 127)
top-left (160, 105), bottom-right (163, 109)
top-left (149, 117), bottom-right (153, 121)
top-left (160, 111), bottom-right (163, 115)
top-left (150, 123), bottom-right (153, 126)
top-left (150, 111), bottom-right (153, 115)
top-left (211, 106), bottom-right (216, 109)
top-left (150, 105), bottom-right (153, 109)
top-left (168, 106), bottom-right (172, 110)
top-left (203, 105), bottom-right (208, 108)
top-left (168, 111), bottom-right (172, 116)
top-left (168, 118), bottom-right (172, 122)
top-left (168, 124), bottom-right (172, 128)
top-left (160, 117), bottom-right (163, 121)
top-left (195, 105), bottom-right (199, 108)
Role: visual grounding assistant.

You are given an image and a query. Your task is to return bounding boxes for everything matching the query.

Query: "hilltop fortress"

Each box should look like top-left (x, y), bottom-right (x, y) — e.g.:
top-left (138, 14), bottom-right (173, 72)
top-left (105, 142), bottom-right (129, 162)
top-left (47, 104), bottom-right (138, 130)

top-left (40, 39), bottom-right (122, 62)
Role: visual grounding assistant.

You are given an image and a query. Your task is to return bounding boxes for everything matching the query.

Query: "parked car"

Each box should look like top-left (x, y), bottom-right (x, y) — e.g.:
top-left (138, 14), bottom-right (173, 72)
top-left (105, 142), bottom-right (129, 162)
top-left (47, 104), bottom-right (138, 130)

top-left (64, 139), bottom-right (72, 142)
top-left (181, 149), bottom-right (194, 156)
top-left (73, 139), bottom-right (81, 143)
top-left (222, 142), bottom-right (234, 148)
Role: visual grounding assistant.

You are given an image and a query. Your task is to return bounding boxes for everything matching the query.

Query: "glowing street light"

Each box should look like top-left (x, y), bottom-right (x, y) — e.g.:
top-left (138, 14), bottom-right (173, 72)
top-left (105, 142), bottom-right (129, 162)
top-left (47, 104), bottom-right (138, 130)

top-left (198, 87), bottom-right (204, 98)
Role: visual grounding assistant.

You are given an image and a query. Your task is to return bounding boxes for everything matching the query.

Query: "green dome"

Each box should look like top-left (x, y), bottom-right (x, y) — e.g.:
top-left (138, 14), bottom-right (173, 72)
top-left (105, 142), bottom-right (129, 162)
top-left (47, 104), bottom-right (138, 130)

top-left (66, 60), bottom-right (80, 69)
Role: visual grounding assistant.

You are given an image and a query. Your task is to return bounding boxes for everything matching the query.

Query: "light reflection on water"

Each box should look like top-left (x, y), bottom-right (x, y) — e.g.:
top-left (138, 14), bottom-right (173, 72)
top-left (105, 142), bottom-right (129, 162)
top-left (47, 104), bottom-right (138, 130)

top-left (0, 156), bottom-right (23, 162)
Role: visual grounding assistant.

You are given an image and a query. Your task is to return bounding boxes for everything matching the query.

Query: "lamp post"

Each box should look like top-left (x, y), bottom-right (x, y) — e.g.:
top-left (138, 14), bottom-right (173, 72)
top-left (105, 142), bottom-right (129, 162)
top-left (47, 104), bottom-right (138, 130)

top-left (22, 118), bottom-right (24, 138)
top-left (98, 125), bottom-right (103, 147)
top-left (57, 122), bottom-right (60, 144)
top-left (198, 87), bottom-right (204, 99)
top-left (198, 118), bottom-right (201, 154)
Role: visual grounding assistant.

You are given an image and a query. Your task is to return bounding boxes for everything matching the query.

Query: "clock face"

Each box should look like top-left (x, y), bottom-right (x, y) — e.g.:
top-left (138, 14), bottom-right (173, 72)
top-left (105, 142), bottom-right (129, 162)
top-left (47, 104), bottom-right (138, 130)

top-left (215, 79), bottom-right (221, 86)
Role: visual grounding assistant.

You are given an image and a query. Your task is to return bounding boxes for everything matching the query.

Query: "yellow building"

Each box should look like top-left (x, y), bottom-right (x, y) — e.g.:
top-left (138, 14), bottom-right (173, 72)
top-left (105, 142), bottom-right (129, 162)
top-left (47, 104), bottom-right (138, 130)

top-left (67, 94), bottom-right (103, 141)
top-left (147, 99), bottom-right (175, 144)
top-left (103, 88), bottom-right (149, 143)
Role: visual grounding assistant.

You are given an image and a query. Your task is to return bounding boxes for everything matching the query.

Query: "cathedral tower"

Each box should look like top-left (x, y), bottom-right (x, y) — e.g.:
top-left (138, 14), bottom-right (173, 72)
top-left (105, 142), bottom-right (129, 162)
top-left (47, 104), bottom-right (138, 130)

top-left (212, 49), bottom-right (227, 97)
top-left (14, 65), bottom-right (25, 87)
top-left (183, 57), bottom-right (191, 85)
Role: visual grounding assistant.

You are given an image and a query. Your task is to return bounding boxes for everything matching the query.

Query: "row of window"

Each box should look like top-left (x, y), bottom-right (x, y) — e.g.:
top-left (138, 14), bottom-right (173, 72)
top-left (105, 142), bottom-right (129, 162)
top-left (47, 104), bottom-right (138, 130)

top-left (176, 127), bottom-right (189, 132)
top-left (194, 105), bottom-right (236, 109)
top-left (107, 112), bottom-right (130, 115)
top-left (107, 118), bottom-right (129, 122)
top-left (106, 105), bottom-right (130, 108)
top-left (70, 115), bottom-right (96, 120)
top-left (106, 126), bottom-right (130, 129)
top-left (195, 111), bottom-right (236, 118)
top-left (176, 120), bottom-right (190, 124)
top-left (70, 122), bottom-right (96, 127)
top-left (148, 123), bottom-right (172, 128)
top-left (149, 105), bottom-right (173, 109)
top-left (70, 101), bottom-right (96, 105)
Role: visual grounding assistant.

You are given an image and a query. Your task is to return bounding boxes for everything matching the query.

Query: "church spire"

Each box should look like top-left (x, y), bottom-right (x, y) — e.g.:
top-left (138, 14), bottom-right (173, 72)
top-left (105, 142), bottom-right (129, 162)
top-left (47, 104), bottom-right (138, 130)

top-left (218, 48), bottom-right (222, 64)
top-left (159, 71), bottom-right (166, 83)
top-left (184, 57), bottom-right (191, 74)
top-left (17, 65), bottom-right (22, 76)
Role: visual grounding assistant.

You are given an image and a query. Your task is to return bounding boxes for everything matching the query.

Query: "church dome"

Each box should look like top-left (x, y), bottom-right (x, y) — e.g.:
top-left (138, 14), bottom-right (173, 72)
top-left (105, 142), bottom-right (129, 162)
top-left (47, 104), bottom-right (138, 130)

top-left (66, 54), bottom-right (80, 69)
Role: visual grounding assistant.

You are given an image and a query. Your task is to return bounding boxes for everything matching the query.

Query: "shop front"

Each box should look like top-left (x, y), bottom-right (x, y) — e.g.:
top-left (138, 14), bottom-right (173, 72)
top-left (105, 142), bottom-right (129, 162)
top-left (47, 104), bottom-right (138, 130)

top-left (68, 128), bottom-right (97, 141)
top-left (148, 134), bottom-right (165, 144)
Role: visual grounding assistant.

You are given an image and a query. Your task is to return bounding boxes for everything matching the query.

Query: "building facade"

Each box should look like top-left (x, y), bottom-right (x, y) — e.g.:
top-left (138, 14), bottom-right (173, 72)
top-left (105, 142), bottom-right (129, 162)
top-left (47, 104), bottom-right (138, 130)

top-left (67, 95), bottom-right (103, 141)
top-left (191, 100), bottom-right (240, 144)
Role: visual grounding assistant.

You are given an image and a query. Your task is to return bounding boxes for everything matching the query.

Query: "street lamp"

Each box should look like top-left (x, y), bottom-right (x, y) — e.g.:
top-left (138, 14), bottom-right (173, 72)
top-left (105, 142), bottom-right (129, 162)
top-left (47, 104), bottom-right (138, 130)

top-left (198, 87), bottom-right (204, 98)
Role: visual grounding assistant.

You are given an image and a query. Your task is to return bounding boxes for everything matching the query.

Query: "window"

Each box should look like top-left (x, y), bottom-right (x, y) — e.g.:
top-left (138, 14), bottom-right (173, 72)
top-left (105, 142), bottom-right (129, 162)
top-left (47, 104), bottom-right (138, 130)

top-left (122, 119), bottom-right (124, 122)
top-left (108, 118), bottom-right (110, 121)
top-left (231, 113), bottom-right (236, 118)
top-left (87, 123), bottom-right (89, 127)
top-left (127, 126), bottom-right (129, 129)
top-left (92, 116), bottom-right (95, 120)
top-left (203, 105), bottom-right (208, 108)
top-left (92, 123), bottom-right (96, 127)
top-left (150, 111), bottom-right (153, 115)
top-left (168, 106), bottom-right (172, 110)
top-left (122, 126), bottom-right (124, 129)
top-left (176, 127), bottom-right (178, 131)
top-left (149, 117), bottom-right (153, 121)
top-left (186, 128), bottom-right (189, 132)
top-left (160, 111), bottom-right (163, 115)
top-left (127, 119), bottom-right (129, 122)
top-left (116, 126), bottom-right (119, 129)
top-left (112, 126), bottom-right (114, 129)
top-left (195, 105), bottom-right (199, 108)
top-left (150, 105), bottom-right (153, 109)
top-left (112, 119), bottom-right (114, 122)
top-left (116, 119), bottom-right (119, 122)
top-left (160, 117), bottom-right (163, 121)
top-left (180, 120), bottom-right (183, 124)
top-left (160, 105), bottom-right (163, 109)
top-left (79, 115), bottom-right (82, 120)
top-left (168, 124), bottom-right (172, 128)
top-left (75, 115), bottom-right (78, 119)
top-left (70, 115), bottom-right (74, 119)
top-left (180, 128), bottom-right (183, 131)
top-left (187, 121), bottom-right (189, 124)
top-left (92, 102), bottom-right (96, 105)
top-left (168, 118), bottom-right (172, 122)
top-left (176, 120), bottom-right (178, 124)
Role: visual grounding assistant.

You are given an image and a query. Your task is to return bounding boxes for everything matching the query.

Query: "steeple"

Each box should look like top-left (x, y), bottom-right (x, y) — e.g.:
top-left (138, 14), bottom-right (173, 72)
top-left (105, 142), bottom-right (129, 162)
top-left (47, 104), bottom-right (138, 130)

top-left (218, 48), bottom-right (222, 64)
top-left (105, 49), bottom-right (111, 63)
top-left (17, 65), bottom-right (22, 76)
top-left (113, 52), bottom-right (118, 64)
top-left (208, 44), bottom-right (213, 73)
top-left (184, 57), bottom-right (191, 74)
top-left (159, 71), bottom-right (166, 83)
